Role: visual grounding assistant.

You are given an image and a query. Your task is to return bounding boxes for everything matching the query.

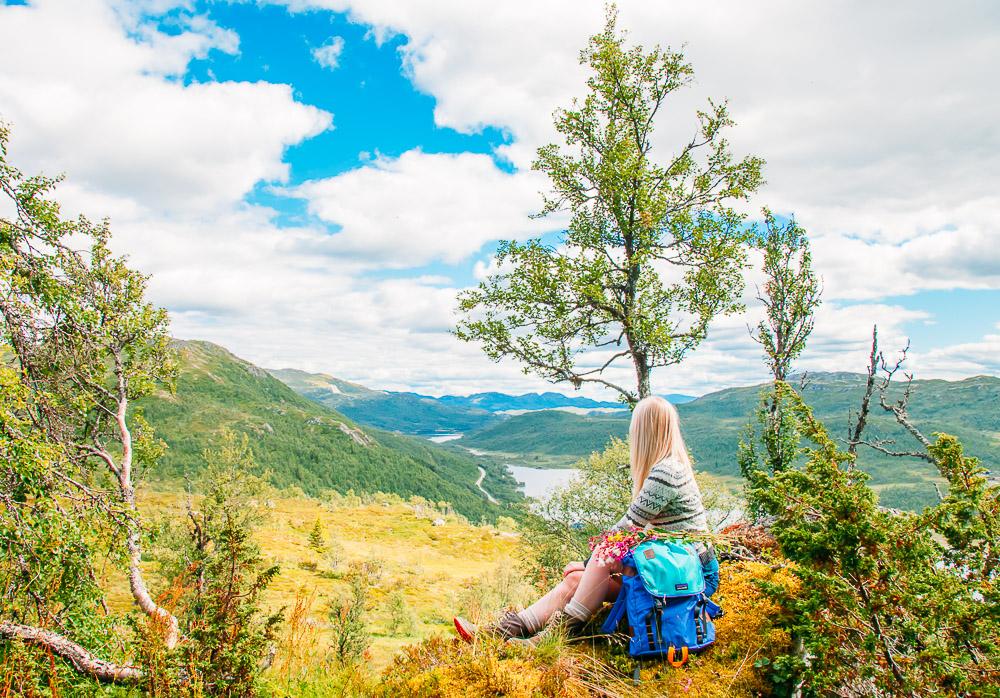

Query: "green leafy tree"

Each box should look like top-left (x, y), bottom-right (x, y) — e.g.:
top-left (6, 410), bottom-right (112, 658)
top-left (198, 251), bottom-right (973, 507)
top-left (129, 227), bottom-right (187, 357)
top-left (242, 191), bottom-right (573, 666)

top-left (456, 7), bottom-right (763, 405)
top-left (0, 123), bottom-right (177, 683)
top-left (739, 212), bottom-right (821, 494)
top-left (327, 563), bottom-right (372, 666)
top-left (385, 590), bottom-right (416, 636)
top-left (750, 211), bottom-right (821, 384)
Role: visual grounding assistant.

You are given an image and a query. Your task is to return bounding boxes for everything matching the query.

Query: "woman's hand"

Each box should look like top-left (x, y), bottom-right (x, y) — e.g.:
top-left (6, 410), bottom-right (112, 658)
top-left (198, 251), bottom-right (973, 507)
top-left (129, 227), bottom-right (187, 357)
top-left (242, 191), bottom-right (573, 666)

top-left (562, 561), bottom-right (585, 578)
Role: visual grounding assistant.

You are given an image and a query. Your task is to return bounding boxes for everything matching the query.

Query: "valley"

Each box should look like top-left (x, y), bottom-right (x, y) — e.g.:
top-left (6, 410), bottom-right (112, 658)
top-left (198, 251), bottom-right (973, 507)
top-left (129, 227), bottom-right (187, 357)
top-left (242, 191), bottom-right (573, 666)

top-left (136, 339), bottom-right (998, 515)
top-left (137, 341), bottom-right (524, 522)
top-left (273, 367), bottom-right (1000, 512)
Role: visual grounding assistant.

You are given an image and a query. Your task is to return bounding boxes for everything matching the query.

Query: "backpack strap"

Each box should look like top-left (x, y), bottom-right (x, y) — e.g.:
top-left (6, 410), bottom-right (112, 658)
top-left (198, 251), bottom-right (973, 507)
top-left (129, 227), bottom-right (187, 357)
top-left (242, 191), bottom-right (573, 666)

top-left (704, 595), bottom-right (724, 619)
top-left (601, 583), bottom-right (628, 634)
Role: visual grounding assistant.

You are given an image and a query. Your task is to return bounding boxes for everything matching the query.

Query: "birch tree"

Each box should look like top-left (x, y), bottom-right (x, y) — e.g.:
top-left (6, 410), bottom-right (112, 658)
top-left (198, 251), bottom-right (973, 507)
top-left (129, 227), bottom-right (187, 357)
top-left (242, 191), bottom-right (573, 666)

top-left (0, 123), bottom-right (178, 680)
top-left (457, 7), bottom-right (764, 405)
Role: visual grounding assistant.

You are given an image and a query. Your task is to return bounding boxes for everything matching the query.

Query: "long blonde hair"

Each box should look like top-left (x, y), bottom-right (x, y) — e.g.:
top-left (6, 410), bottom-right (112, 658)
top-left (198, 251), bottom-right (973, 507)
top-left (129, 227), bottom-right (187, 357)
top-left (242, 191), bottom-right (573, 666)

top-left (629, 396), bottom-right (692, 499)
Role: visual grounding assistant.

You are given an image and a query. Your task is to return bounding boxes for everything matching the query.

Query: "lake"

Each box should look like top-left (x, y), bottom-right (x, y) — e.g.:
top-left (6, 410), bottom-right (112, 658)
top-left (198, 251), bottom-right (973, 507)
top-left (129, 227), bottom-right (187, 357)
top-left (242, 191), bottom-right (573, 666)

top-left (506, 465), bottom-right (581, 500)
top-left (426, 433), bottom-right (463, 443)
top-left (422, 433), bottom-right (579, 500)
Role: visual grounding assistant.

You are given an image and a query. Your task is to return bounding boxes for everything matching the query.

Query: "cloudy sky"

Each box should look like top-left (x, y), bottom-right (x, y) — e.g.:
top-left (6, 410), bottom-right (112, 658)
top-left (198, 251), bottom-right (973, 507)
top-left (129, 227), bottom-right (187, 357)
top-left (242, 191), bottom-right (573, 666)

top-left (1, 0), bottom-right (998, 398)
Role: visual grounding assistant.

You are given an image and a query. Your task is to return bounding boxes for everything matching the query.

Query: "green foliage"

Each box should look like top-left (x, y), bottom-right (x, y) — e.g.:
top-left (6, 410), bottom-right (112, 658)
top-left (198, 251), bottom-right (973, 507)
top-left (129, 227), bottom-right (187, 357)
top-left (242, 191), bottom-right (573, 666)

top-left (0, 122), bottom-right (175, 685)
top-left (456, 6), bottom-right (763, 405)
top-left (308, 518), bottom-right (326, 552)
top-left (742, 383), bottom-right (999, 695)
top-left (750, 211), bottom-right (821, 383)
top-left (384, 590), bottom-right (416, 636)
top-left (328, 564), bottom-right (373, 666)
top-left (738, 388), bottom-right (802, 519)
top-left (518, 439), bottom-right (632, 586)
top-left (138, 340), bottom-right (523, 521)
top-left (461, 410), bottom-right (629, 459)
top-left (149, 431), bottom-right (282, 697)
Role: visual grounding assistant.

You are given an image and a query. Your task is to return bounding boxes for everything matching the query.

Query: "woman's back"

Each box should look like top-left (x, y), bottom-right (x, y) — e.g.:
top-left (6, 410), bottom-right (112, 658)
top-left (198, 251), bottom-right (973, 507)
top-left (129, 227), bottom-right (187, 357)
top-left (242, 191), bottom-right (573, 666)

top-left (615, 456), bottom-right (708, 533)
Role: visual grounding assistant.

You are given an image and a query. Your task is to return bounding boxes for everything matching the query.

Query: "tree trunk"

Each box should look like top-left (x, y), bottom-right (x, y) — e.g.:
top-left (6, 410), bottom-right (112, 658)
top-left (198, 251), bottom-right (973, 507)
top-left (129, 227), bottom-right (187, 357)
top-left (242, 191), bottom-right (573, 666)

top-left (0, 621), bottom-right (143, 683)
top-left (634, 354), bottom-right (651, 402)
top-left (114, 376), bottom-right (179, 648)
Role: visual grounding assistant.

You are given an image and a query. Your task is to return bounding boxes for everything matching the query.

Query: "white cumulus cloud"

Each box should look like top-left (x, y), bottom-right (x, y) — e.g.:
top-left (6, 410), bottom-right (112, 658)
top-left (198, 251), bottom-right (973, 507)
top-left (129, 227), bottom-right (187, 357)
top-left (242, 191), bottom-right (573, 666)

top-left (3, 0), bottom-right (998, 398)
top-left (312, 36), bottom-right (345, 70)
top-left (289, 149), bottom-right (557, 266)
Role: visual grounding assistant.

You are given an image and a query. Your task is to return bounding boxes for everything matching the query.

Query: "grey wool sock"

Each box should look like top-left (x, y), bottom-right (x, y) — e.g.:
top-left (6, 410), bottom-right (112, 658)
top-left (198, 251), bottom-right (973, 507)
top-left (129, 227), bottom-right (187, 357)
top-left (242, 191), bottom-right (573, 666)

top-left (517, 608), bottom-right (543, 635)
top-left (563, 599), bottom-right (592, 624)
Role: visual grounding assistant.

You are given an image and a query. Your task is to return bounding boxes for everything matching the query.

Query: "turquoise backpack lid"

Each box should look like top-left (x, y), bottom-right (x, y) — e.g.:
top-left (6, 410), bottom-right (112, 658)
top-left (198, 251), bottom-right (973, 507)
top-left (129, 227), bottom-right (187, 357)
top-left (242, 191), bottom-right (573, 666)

top-left (630, 539), bottom-right (705, 598)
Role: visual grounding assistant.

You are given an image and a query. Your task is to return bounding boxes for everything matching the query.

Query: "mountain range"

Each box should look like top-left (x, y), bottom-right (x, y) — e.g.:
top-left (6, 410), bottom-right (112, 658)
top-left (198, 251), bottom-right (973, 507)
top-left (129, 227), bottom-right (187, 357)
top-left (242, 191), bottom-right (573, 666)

top-left (269, 365), bottom-right (998, 512)
top-left (139, 340), bottom-right (998, 515)
top-left (455, 372), bottom-right (1000, 511)
top-left (269, 368), bottom-right (694, 432)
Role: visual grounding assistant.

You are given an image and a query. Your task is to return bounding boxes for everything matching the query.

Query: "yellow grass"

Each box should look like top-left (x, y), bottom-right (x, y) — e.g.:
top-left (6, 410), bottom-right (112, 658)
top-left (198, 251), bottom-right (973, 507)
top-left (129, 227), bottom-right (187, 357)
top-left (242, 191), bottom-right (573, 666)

top-left (106, 489), bottom-right (518, 669)
top-left (99, 490), bottom-right (791, 696)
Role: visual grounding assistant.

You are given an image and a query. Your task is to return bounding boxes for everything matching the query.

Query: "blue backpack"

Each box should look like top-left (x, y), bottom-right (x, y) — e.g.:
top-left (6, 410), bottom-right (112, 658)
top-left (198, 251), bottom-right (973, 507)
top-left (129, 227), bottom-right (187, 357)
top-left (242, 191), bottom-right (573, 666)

top-left (600, 539), bottom-right (723, 667)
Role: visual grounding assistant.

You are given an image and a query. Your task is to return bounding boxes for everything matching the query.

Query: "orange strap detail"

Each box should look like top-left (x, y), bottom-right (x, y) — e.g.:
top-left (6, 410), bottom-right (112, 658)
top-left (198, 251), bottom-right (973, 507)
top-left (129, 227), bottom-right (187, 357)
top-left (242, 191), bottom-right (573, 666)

top-left (667, 645), bottom-right (689, 667)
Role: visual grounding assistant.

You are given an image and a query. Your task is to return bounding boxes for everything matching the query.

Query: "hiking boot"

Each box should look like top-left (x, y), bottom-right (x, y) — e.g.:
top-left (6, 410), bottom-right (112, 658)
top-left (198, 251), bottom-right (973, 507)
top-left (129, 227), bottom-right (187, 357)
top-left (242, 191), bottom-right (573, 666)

top-left (453, 610), bottom-right (530, 643)
top-left (506, 610), bottom-right (584, 648)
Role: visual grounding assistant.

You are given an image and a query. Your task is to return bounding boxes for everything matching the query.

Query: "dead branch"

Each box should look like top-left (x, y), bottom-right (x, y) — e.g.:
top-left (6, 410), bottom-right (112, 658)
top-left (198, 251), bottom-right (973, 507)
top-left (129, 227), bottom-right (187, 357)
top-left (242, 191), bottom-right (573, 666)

top-left (847, 326), bottom-right (881, 456)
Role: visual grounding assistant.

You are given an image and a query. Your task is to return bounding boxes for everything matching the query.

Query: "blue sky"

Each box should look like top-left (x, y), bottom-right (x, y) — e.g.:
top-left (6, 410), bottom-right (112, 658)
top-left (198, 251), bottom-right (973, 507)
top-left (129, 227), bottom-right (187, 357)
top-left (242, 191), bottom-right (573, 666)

top-left (1, 0), bottom-right (998, 396)
top-left (181, 0), bottom-right (524, 289)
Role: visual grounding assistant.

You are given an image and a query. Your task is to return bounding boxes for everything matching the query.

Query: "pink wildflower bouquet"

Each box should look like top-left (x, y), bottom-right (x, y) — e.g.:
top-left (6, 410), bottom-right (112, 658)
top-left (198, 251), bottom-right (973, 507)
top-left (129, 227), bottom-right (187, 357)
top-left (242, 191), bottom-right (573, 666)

top-left (588, 527), bottom-right (707, 565)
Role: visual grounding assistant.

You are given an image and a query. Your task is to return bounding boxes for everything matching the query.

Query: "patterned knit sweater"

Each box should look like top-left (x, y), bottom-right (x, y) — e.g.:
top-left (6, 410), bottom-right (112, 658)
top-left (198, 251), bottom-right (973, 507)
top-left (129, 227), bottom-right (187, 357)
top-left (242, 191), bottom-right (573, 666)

top-left (613, 456), bottom-right (709, 534)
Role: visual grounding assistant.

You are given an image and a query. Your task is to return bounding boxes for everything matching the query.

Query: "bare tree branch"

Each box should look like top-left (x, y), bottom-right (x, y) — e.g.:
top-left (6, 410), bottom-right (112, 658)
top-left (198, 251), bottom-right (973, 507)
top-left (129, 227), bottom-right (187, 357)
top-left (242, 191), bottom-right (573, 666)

top-left (0, 621), bottom-right (143, 683)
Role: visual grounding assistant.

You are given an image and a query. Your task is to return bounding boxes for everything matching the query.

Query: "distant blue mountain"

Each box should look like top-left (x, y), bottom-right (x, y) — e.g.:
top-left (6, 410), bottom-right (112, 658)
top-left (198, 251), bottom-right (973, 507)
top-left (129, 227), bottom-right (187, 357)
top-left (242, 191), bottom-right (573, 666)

top-left (430, 391), bottom-right (623, 412)
top-left (661, 394), bottom-right (697, 405)
top-left (429, 391), bottom-right (695, 412)
top-left (271, 368), bottom-right (697, 434)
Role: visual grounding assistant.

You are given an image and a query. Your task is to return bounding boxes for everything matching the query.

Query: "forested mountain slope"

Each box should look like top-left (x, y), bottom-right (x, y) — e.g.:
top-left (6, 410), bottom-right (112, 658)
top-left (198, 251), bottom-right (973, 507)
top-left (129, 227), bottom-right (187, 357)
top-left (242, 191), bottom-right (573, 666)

top-left (138, 341), bottom-right (520, 520)
top-left (460, 373), bottom-right (1000, 510)
top-left (268, 369), bottom-right (659, 434)
top-left (268, 368), bottom-right (500, 434)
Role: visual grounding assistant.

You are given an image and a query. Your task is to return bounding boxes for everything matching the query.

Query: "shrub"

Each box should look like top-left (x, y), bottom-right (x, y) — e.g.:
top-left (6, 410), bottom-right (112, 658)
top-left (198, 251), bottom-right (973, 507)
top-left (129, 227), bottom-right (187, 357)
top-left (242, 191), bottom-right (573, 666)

top-left (740, 384), bottom-right (1000, 695)
top-left (324, 539), bottom-right (346, 574)
top-left (328, 564), bottom-right (372, 665)
top-left (308, 518), bottom-right (327, 552)
top-left (385, 590), bottom-right (417, 636)
top-left (150, 431), bottom-right (283, 697)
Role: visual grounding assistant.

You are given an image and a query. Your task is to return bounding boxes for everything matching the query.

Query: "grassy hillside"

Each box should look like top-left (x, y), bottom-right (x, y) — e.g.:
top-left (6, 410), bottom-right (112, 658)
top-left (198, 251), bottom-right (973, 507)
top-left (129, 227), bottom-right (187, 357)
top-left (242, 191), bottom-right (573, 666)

top-left (118, 490), bottom-right (523, 671)
top-left (138, 341), bottom-right (521, 521)
top-left (269, 368), bottom-right (499, 434)
top-left (460, 373), bottom-right (1000, 510)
